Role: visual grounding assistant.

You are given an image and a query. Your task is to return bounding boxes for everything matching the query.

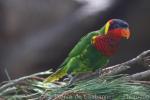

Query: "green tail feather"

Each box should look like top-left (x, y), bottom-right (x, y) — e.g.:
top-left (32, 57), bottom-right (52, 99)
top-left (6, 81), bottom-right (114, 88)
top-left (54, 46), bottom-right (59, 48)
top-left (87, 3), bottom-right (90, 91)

top-left (43, 67), bottom-right (67, 83)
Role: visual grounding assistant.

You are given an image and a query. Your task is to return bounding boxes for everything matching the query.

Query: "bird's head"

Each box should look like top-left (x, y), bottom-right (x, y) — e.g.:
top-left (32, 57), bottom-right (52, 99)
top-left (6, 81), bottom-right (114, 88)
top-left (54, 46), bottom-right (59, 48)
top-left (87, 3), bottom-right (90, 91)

top-left (104, 19), bottom-right (130, 39)
top-left (91, 19), bottom-right (131, 56)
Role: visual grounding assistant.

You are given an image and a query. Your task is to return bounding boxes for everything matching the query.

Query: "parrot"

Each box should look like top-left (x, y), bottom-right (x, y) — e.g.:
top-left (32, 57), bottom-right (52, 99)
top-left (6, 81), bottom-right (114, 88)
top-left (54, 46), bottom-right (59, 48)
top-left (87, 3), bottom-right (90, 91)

top-left (44, 19), bottom-right (130, 84)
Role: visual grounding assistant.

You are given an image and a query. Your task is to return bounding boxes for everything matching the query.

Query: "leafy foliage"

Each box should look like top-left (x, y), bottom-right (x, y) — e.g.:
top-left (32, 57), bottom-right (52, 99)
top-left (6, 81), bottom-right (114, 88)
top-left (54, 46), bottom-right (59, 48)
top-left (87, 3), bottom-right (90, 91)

top-left (1, 74), bottom-right (150, 100)
top-left (45, 75), bottom-right (150, 100)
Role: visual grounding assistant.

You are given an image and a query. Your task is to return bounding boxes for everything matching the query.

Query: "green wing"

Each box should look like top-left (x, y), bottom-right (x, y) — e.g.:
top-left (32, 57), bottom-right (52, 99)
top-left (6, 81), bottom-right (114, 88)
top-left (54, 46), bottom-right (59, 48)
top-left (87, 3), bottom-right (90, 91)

top-left (69, 32), bottom-right (97, 57)
top-left (69, 27), bottom-right (105, 57)
top-left (60, 28), bottom-right (105, 67)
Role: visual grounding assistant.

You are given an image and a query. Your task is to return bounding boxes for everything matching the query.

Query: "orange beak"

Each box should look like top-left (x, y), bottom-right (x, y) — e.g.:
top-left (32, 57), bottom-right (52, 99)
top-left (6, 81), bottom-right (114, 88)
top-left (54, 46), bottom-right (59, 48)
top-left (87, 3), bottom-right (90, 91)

top-left (121, 28), bottom-right (130, 39)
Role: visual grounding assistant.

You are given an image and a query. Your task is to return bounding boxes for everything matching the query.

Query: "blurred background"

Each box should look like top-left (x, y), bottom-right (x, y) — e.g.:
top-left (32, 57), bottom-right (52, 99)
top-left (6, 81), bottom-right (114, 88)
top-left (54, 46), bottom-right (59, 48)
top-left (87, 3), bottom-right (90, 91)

top-left (0, 0), bottom-right (150, 82)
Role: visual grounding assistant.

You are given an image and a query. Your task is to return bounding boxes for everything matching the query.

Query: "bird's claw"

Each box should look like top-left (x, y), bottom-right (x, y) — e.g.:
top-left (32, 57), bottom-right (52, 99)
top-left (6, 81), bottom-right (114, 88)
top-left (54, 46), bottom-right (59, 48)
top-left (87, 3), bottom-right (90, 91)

top-left (63, 78), bottom-right (70, 82)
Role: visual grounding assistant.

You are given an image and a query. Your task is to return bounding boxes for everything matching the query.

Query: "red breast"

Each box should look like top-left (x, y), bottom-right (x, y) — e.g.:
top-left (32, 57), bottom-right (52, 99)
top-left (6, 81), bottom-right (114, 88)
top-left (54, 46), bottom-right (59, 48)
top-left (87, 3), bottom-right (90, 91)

top-left (93, 36), bottom-right (119, 57)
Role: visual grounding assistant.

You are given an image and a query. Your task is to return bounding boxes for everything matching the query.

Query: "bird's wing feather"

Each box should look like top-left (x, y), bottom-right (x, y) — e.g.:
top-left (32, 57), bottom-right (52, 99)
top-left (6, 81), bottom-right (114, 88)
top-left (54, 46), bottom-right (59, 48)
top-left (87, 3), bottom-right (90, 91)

top-left (59, 31), bottom-right (103, 67)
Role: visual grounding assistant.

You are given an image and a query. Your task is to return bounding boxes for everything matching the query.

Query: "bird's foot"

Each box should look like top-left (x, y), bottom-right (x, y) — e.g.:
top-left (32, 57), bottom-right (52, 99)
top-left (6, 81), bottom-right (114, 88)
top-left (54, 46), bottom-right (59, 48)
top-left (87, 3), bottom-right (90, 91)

top-left (95, 69), bottom-right (102, 77)
top-left (62, 74), bottom-right (75, 87)
top-left (63, 74), bottom-right (73, 82)
top-left (63, 77), bottom-right (70, 82)
top-left (67, 77), bottom-right (76, 88)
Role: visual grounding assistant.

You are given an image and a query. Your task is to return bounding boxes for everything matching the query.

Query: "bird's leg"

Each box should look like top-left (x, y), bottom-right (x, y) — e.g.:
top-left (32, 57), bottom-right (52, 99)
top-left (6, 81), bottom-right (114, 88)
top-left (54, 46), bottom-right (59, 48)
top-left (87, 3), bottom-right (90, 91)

top-left (68, 74), bottom-right (73, 80)
top-left (95, 68), bottom-right (102, 76)
top-left (67, 74), bottom-right (76, 86)
top-left (68, 69), bottom-right (102, 86)
top-left (62, 74), bottom-right (72, 82)
top-left (67, 68), bottom-right (102, 85)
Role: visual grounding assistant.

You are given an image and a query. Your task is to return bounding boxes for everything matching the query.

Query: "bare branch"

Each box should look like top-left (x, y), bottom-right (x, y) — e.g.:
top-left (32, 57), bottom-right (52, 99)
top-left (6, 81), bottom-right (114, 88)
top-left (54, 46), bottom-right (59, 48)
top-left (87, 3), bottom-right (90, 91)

top-left (101, 50), bottom-right (150, 76)
top-left (129, 80), bottom-right (150, 85)
top-left (126, 70), bottom-right (150, 80)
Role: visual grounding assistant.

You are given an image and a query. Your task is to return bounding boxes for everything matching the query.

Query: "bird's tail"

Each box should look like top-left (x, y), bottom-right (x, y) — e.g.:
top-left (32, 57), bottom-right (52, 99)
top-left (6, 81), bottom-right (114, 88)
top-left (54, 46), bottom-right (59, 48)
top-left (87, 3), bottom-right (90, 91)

top-left (43, 67), bottom-right (67, 83)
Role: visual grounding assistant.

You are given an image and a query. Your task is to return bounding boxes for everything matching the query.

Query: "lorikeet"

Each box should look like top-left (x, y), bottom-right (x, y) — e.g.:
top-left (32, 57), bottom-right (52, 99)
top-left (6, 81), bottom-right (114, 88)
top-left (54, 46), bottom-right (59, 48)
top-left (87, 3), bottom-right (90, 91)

top-left (44, 19), bottom-right (130, 83)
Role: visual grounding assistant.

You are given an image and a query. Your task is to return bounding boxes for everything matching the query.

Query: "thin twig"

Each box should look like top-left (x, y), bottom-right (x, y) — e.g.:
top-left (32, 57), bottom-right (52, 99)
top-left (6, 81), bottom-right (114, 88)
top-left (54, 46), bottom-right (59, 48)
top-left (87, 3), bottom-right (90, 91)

top-left (7, 93), bottom-right (41, 99)
top-left (4, 68), bottom-right (11, 81)
top-left (0, 87), bottom-right (17, 96)
top-left (0, 70), bottom-right (52, 92)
